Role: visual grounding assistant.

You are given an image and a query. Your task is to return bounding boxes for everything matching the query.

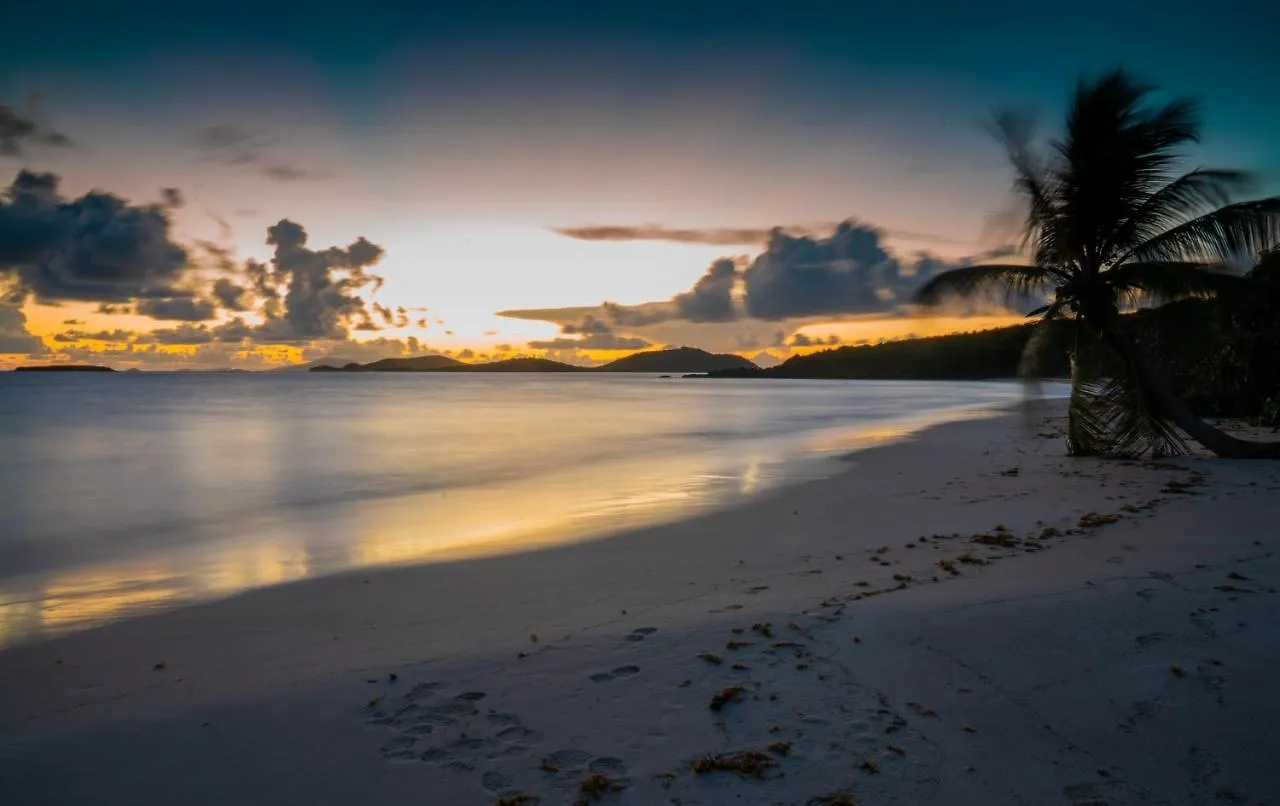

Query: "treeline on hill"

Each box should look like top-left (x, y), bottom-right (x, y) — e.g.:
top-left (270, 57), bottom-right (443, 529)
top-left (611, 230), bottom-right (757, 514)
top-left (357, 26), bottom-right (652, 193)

top-left (710, 253), bottom-right (1280, 425)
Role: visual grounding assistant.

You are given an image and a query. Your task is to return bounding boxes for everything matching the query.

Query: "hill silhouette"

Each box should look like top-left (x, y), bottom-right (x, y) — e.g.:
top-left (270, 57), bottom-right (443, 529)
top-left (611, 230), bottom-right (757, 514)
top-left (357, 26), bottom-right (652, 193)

top-left (597, 347), bottom-right (756, 373)
top-left (311, 347), bottom-right (757, 374)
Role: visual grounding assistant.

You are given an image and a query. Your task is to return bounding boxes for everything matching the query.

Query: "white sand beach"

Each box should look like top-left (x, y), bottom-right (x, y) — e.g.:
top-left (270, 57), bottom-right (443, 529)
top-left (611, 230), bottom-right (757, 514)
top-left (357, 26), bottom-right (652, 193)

top-left (2, 403), bottom-right (1279, 805)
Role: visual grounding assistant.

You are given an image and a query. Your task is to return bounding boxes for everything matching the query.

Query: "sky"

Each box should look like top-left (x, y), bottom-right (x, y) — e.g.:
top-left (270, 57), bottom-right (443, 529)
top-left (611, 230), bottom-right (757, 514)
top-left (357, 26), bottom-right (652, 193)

top-left (2, 0), bottom-right (1278, 369)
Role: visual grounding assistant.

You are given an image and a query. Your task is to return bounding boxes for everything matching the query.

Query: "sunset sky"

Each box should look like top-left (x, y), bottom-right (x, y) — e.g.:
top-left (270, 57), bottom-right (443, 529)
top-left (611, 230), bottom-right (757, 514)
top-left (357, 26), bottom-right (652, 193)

top-left (3, 0), bottom-right (1278, 369)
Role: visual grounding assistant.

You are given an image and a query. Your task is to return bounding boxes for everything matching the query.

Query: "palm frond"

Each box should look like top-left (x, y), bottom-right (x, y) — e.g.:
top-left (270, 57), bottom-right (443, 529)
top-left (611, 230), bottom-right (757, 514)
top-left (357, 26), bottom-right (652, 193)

top-left (1067, 379), bottom-right (1109, 457)
top-left (990, 109), bottom-right (1059, 252)
top-left (1093, 372), bottom-right (1189, 458)
top-left (1120, 198), bottom-right (1280, 264)
top-left (913, 264), bottom-right (1055, 308)
top-left (1105, 260), bottom-right (1244, 307)
top-left (1110, 169), bottom-right (1255, 255)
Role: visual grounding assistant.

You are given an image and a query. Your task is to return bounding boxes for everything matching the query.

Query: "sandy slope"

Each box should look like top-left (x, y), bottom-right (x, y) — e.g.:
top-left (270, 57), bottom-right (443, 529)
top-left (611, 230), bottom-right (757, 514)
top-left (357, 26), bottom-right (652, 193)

top-left (2, 403), bottom-right (1279, 805)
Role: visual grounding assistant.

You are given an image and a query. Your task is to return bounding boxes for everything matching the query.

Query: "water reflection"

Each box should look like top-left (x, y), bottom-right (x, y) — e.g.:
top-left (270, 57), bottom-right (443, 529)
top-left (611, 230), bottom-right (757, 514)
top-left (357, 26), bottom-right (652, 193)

top-left (0, 375), bottom-right (1058, 647)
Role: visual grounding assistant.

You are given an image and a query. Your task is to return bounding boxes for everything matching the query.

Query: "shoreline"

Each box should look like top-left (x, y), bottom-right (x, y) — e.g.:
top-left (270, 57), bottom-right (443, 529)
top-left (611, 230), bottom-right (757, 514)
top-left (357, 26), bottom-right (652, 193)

top-left (0, 391), bottom-right (1040, 650)
top-left (3, 403), bottom-right (1279, 804)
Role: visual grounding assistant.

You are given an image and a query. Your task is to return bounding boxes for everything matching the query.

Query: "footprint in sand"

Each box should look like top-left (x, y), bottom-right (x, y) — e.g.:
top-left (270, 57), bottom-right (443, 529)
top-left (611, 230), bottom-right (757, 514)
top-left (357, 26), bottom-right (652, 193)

top-left (624, 627), bottom-right (658, 642)
top-left (590, 665), bottom-right (642, 683)
top-left (1134, 632), bottom-right (1169, 649)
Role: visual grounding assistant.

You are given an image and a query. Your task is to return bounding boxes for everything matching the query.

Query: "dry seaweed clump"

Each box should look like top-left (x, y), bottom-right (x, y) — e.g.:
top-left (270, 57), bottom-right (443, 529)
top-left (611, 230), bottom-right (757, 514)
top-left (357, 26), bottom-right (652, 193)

top-left (576, 773), bottom-right (626, 803)
top-left (699, 652), bottom-right (723, 665)
top-left (937, 559), bottom-right (960, 576)
top-left (691, 750), bottom-right (777, 779)
top-left (810, 794), bottom-right (859, 806)
top-left (1078, 512), bottom-right (1120, 528)
top-left (495, 794), bottom-right (539, 806)
top-left (709, 684), bottom-right (747, 711)
top-left (767, 740), bottom-right (792, 756)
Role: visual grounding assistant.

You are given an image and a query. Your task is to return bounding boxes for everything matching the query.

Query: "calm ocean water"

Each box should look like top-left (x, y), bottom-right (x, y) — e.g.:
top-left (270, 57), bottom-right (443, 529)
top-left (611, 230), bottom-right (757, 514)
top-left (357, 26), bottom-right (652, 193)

top-left (0, 373), bottom-right (1056, 646)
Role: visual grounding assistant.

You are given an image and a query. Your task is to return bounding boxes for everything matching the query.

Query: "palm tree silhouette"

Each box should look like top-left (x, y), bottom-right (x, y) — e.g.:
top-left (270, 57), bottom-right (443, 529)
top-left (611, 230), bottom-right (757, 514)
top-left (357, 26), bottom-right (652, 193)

top-left (916, 68), bottom-right (1280, 458)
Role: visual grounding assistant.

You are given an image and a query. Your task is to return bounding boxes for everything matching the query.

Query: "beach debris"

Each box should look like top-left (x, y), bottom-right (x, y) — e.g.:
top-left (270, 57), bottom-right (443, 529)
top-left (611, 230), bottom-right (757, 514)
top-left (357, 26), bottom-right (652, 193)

top-left (389, 673), bottom-right (398, 682)
top-left (962, 724), bottom-right (978, 733)
top-left (860, 758), bottom-right (880, 774)
top-left (787, 621), bottom-right (803, 630)
top-left (700, 652), bottom-right (723, 665)
top-left (907, 702), bottom-right (938, 717)
top-left (1040, 526), bottom-right (1062, 538)
top-left (972, 532), bottom-right (1020, 547)
top-left (1170, 665), bottom-right (1186, 678)
top-left (691, 750), bottom-right (776, 778)
top-left (726, 639), bottom-right (754, 650)
top-left (956, 553), bottom-right (986, 566)
top-left (937, 559), bottom-right (960, 576)
top-left (576, 772), bottom-right (626, 802)
top-left (1078, 512), bottom-right (1121, 528)
top-left (153, 661), bottom-right (167, 670)
top-left (731, 627), bottom-right (745, 634)
top-left (752, 622), bottom-right (774, 638)
top-left (892, 573), bottom-right (912, 582)
top-left (367, 696), bottom-right (382, 708)
top-left (709, 685), bottom-right (748, 711)
top-left (495, 793), bottom-right (539, 806)
top-left (530, 633), bottom-right (538, 643)
top-left (768, 724), bottom-right (782, 733)
top-left (677, 679), bottom-right (692, 688)
top-left (1227, 571), bottom-right (1250, 581)
top-left (999, 467), bottom-right (1020, 476)
top-left (886, 744), bottom-right (906, 755)
top-left (731, 662), bottom-right (749, 671)
top-left (811, 794), bottom-right (859, 806)
top-left (540, 758), bottom-right (560, 773)
top-left (768, 741), bottom-right (793, 756)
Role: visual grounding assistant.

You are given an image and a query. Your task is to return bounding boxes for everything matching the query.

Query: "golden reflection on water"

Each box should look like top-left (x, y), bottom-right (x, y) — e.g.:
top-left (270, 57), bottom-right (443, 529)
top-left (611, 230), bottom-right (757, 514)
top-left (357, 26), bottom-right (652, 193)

top-left (0, 406), bottom-right (1003, 648)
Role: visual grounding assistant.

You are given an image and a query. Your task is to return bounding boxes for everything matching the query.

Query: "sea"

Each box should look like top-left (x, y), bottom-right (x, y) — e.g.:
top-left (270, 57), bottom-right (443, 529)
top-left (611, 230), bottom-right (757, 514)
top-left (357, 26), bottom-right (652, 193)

top-left (0, 372), bottom-right (1063, 647)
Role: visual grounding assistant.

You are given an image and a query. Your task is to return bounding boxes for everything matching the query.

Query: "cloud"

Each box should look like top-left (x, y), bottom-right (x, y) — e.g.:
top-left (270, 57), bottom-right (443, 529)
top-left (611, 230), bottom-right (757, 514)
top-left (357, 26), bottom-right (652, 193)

top-left (0, 170), bottom-right (191, 304)
top-left (788, 332), bottom-right (840, 347)
top-left (742, 221), bottom-right (902, 319)
top-left (135, 296), bottom-right (219, 321)
top-left (674, 258), bottom-right (739, 322)
top-left (554, 223), bottom-right (978, 249)
top-left (554, 224), bottom-right (780, 246)
top-left (188, 124), bottom-right (324, 183)
top-left (528, 314), bottom-right (653, 351)
top-left (0, 103), bottom-right (75, 158)
top-left (212, 277), bottom-right (251, 311)
top-left (0, 304), bottom-right (47, 353)
top-left (261, 164), bottom-right (325, 182)
top-left (52, 328), bottom-right (135, 343)
top-left (247, 219), bottom-right (387, 341)
top-left (528, 332), bottom-right (652, 351)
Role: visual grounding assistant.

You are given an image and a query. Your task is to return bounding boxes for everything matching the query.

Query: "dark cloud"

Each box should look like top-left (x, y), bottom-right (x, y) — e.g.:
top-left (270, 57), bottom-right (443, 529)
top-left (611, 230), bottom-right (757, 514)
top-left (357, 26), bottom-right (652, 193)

top-left (135, 296), bottom-right (218, 321)
top-left (0, 305), bottom-right (46, 353)
top-left (0, 104), bottom-right (75, 157)
top-left (261, 164), bottom-right (324, 182)
top-left (554, 224), bottom-right (779, 246)
top-left (0, 171), bottom-right (191, 304)
top-left (160, 188), bottom-right (184, 209)
top-left (248, 219), bottom-right (387, 341)
top-left (742, 222), bottom-right (899, 319)
top-left (61, 318), bottom-right (83, 325)
top-left (674, 258), bottom-right (738, 322)
top-left (789, 332), bottom-right (840, 347)
top-left (554, 222), bottom-right (977, 249)
top-left (372, 302), bottom-right (409, 328)
top-left (600, 301), bottom-right (675, 327)
top-left (189, 124), bottom-right (258, 152)
top-left (189, 124), bottom-right (324, 183)
top-left (212, 277), bottom-right (251, 311)
top-left (529, 314), bottom-right (652, 351)
top-left (52, 328), bottom-right (134, 343)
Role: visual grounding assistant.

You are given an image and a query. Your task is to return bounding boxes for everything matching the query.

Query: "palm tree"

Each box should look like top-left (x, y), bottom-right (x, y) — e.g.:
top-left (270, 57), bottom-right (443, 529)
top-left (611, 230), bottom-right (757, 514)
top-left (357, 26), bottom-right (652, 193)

top-left (916, 69), bottom-right (1280, 458)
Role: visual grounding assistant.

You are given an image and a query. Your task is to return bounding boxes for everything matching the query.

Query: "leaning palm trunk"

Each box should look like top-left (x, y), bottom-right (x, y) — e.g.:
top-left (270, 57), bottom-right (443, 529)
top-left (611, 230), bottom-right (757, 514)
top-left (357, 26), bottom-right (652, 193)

top-left (1101, 329), bottom-right (1280, 459)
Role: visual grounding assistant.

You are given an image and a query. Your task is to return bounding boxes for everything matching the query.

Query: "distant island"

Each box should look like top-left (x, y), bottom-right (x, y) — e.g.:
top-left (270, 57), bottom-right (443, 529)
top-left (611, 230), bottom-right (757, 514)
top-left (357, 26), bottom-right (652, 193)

top-left (311, 347), bottom-right (757, 374)
top-left (13, 365), bottom-right (116, 373)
